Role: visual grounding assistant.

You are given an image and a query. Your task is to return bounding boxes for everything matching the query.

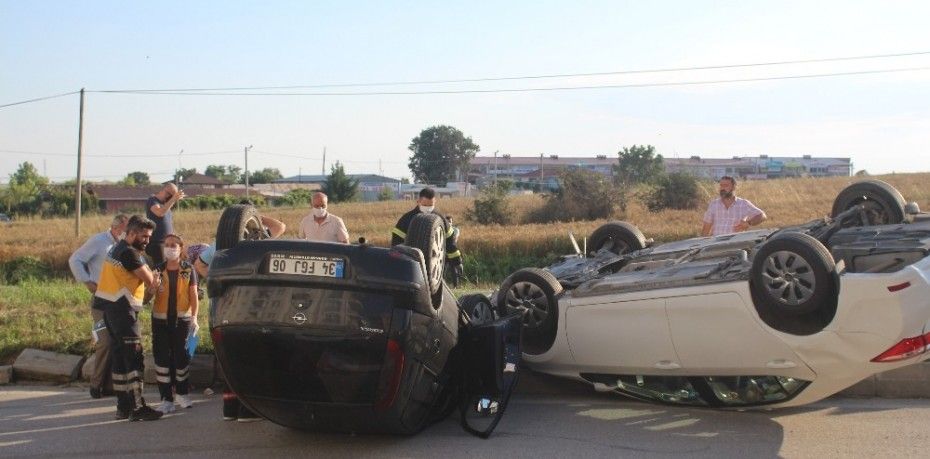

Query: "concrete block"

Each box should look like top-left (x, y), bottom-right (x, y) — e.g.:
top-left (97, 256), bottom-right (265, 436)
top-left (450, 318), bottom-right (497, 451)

top-left (874, 361), bottom-right (930, 398)
top-left (0, 365), bottom-right (12, 384)
top-left (143, 353), bottom-right (156, 385)
top-left (12, 349), bottom-right (84, 383)
top-left (838, 375), bottom-right (877, 397)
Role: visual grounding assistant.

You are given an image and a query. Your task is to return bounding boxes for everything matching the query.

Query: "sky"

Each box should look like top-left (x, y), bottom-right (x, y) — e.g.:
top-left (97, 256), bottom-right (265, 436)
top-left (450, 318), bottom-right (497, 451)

top-left (2, 0), bottom-right (930, 183)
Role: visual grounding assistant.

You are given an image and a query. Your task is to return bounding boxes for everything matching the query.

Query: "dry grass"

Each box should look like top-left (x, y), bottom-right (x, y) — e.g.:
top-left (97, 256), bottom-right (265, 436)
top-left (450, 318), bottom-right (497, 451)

top-left (2, 173), bottom-right (928, 279)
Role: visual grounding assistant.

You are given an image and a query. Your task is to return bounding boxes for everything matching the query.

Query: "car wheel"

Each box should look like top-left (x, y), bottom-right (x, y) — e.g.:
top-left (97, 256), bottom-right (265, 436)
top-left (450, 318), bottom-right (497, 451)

top-left (497, 268), bottom-right (562, 354)
top-left (215, 204), bottom-right (264, 250)
top-left (831, 179), bottom-right (906, 226)
top-left (405, 213), bottom-right (446, 296)
top-left (588, 221), bottom-right (647, 256)
top-left (459, 293), bottom-right (496, 325)
top-left (750, 232), bottom-right (836, 316)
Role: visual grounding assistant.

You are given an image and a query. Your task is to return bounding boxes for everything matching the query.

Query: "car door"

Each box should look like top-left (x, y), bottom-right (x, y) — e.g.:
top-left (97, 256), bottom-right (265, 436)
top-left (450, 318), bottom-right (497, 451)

top-left (665, 288), bottom-right (815, 380)
top-left (566, 295), bottom-right (681, 373)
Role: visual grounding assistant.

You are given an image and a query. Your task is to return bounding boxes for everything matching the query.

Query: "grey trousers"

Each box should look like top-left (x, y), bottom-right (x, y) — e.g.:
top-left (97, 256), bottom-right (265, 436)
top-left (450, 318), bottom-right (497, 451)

top-left (90, 307), bottom-right (113, 390)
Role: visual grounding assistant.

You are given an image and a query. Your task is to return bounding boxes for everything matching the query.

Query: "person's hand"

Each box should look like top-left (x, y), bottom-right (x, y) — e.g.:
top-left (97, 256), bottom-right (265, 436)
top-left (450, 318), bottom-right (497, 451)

top-left (192, 319), bottom-right (200, 333)
top-left (175, 190), bottom-right (186, 201)
top-left (84, 281), bottom-right (97, 294)
top-left (734, 219), bottom-right (751, 232)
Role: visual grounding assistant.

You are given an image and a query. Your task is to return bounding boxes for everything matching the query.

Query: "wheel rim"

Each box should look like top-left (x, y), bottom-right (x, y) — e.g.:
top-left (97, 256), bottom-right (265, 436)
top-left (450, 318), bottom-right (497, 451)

top-left (470, 301), bottom-right (495, 325)
top-left (427, 224), bottom-right (445, 290)
top-left (761, 250), bottom-right (816, 306)
top-left (857, 199), bottom-right (893, 225)
top-left (600, 237), bottom-right (631, 255)
top-left (243, 216), bottom-right (264, 240)
top-left (504, 281), bottom-right (549, 329)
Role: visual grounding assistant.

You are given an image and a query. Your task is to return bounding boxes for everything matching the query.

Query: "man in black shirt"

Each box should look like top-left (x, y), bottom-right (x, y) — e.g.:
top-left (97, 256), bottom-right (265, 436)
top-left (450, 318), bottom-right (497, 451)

top-left (391, 187), bottom-right (462, 270)
top-left (146, 183), bottom-right (184, 266)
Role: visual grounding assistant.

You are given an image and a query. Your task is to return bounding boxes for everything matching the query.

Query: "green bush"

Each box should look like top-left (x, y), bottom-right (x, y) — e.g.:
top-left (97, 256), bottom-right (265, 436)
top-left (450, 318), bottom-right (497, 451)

top-left (640, 172), bottom-right (702, 211)
top-left (2, 256), bottom-right (51, 285)
top-left (466, 182), bottom-right (512, 225)
top-left (279, 188), bottom-right (314, 207)
top-left (528, 169), bottom-right (626, 223)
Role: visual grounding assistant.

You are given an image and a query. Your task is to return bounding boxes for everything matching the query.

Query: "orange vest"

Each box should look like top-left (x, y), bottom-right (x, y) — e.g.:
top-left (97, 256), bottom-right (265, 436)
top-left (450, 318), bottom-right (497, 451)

top-left (152, 262), bottom-right (195, 319)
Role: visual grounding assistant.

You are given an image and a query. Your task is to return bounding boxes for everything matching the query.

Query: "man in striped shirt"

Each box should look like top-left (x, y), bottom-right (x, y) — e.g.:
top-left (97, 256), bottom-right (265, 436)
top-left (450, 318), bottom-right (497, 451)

top-left (701, 176), bottom-right (767, 237)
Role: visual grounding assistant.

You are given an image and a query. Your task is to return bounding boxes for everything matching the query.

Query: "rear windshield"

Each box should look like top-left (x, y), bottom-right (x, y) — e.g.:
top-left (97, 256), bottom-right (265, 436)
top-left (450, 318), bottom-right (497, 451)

top-left (214, 285), bottom-right (393, 334)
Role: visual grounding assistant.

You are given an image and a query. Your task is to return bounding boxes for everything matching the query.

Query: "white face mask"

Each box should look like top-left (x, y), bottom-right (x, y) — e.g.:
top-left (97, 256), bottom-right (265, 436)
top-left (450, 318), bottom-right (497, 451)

top-left (419, 205), bottom-right (435, 214)
top-left (164, 247), bottom-right (181, 261)
top-left (312, 207), bottom-right (328, 218)
top-left (117, 231), bottom-right (126, 241)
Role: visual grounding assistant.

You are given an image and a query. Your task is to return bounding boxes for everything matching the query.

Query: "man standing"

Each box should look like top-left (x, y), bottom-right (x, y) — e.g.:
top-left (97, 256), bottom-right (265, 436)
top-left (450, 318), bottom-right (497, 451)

top-left (93, 215), bottom-right (163, 421)
top-left (391, 187), bottom-right (462, 270)
top-left (298, 192), bottom-right (349, 243)
top-left (146, 183), bottom-right (184, 266)
top-left (68, 213), bottom-right (129, 399)
top-left (701, 176), bottom-right (767, 237)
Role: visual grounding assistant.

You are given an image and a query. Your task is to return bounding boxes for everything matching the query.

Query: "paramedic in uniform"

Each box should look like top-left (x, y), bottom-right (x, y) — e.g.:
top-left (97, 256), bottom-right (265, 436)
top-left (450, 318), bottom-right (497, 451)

top-left (391, 187), bottom-right (462, 273)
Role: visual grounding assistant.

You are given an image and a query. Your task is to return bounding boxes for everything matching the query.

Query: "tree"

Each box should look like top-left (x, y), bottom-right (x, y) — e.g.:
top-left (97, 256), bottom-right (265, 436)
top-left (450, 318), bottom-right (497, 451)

top-left (408, 125), bottom-right (480, 185)
top-left (248, 168), bottom-right (283, 184)
top-left (11, 162), bottom-right (47, 189)
top-left (529, 169), bottom-right (624, 223)
top-left (640, 172), bottom-right (701, 211)
top-left (205, 164), bottom-right (242, 184)
top-left (466, 181), bottom-right (513, 225)
top-left (1, 162), bottom-right (48, 215)
top-left (175, 168), bottom-right (197, 181)
top-left (120, 171), bottom-right (150, 186)
top-left (279, 188), bottom-right (314, 207)
top-left (614, 145), bottom-right (664, 185)
top-left (322, 162), bottom-right (359, 203)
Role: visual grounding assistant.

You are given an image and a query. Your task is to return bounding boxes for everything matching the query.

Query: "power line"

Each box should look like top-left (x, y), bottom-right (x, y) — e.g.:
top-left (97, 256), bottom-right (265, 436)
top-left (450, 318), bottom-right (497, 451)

top-left (97, 50), bottom-right (930, 92)
top-left (0, 91), bottom-right (79, 109)
top-left (92, 66), bottom-right (930, 97)
top-left (0, 148), bottom-right (242, 158)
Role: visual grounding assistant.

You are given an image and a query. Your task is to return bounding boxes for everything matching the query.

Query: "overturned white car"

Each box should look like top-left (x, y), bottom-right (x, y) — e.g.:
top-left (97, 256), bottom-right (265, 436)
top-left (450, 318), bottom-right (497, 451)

top-left (478, 180), bottom-right (930, 408)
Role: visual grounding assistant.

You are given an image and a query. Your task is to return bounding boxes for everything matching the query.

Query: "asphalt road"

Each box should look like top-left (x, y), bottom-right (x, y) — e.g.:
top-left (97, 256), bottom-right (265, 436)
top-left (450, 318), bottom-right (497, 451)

top-left (1, 385), bottom-right (929, 458)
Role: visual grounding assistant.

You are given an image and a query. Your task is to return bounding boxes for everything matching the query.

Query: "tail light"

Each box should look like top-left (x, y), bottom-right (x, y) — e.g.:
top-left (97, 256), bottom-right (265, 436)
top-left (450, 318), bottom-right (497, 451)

top-left (871, 331), bottom-right (930, 362)
top-left (887, 281), bottom-right (911, 292)
top-left (211, 327), bottom-right (223, 344)
top-left (375, 339), bottom-right (405, 411)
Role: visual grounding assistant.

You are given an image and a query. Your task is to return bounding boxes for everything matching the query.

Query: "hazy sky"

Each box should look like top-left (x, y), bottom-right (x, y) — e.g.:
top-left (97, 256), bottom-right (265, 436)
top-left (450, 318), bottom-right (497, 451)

top-left (2, 1), bottom-right (929, 183)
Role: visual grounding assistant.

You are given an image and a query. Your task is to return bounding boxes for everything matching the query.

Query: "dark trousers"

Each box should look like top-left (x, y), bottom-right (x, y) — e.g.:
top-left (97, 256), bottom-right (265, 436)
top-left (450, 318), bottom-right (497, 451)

top-left (152, 318), bottom-right (191, 401)
top-left (103, 302), bottom-right (144, 413)
top-left (90, 306), bottom-right (113, 391)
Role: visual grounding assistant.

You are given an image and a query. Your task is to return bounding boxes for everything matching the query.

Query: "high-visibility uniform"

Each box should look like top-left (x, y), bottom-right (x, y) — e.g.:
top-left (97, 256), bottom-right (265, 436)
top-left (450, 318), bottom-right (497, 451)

top-left (93, 240), bottom-right (147, 414)
top-left (390, 207), bottom-right (462, 265)
top-left (151, 261), bottom-right (197, 402)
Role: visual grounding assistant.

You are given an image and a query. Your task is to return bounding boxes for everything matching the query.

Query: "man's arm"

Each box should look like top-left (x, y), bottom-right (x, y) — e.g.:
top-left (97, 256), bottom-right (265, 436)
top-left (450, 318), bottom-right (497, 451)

top-left (149, 193), bottom-right (183, 218)
top-left (336, 217), bottom-right (349, 243)
top-left (68, 237), bottom-right (99, 291)
top-left (701, 222), bottom-right (713, 237)
top-left (132, 265), bottom-right (159, 290)
top-left (261, 215), bottom-right (286, 238)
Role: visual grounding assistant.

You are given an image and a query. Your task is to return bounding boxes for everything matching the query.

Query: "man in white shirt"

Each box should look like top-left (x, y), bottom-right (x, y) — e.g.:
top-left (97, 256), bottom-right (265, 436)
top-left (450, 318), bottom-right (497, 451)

top-left (701, 176), bottom-right (767, 237)
top-left (298, 192), bottom-right (349, 243)
top-left (68, 213), bottom-right (129, 399)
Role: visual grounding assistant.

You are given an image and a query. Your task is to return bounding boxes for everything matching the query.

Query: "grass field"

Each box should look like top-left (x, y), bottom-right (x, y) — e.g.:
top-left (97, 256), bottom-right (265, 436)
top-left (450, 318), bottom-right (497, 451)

top-left (1, 173), bottom-right (928, 363)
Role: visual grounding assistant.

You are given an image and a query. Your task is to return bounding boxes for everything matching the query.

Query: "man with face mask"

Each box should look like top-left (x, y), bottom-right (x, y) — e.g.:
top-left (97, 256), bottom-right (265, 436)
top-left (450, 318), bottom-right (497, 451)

top-left (298, 192), bottom-right (349, 243)
top-left (93, 215), bottom-right (164, 421)
top-left (391, 187), bottom-right (462, 270)
top-left (68, 213), bottom-right (129, 399)
top-left (701, 175), bottom-right (767, 237)
top-left (146, 183), bottom-right (185, 266)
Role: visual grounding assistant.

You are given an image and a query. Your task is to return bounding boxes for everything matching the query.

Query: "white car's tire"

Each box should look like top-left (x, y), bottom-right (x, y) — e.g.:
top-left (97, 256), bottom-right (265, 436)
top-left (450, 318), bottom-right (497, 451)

top-left (588, 221), bottom-right (647, 256)
top-left (496, 268), bottom-right (562, 355)
top-left (751, 232), bottom-right (837, 316)
top-left (831, 179), bottom-right (906, 226)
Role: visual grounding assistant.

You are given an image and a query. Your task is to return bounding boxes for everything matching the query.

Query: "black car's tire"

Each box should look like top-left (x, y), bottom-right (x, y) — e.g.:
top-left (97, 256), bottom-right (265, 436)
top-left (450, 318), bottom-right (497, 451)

top-left (497, 268), bottom-right (562, 354)
top-left (459, 293), bottom-right (496, 326)
top-left (405, 213), bottom-right (446, 296)
top-left (215, 205), bottom-right (264, 250)
top-left (831, 179), bottom-right (906, 226)
top-left (750, 232), bottom-right (836, 316)
top-left (588, 221), bottom-right (647, 256)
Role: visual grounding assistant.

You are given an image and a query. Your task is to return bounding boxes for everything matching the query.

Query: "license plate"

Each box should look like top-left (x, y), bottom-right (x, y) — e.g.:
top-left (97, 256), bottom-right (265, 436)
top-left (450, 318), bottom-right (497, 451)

top-left (268, 254), bottom-right (345, 278)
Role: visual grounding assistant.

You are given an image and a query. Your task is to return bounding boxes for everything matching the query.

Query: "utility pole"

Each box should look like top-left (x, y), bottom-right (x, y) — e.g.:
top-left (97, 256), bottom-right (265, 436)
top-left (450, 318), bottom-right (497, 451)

top-left (540, 153), bottom-right (544, 183)
top-left (74, 88), bottom-right (85, 237)
top-left (322, 147), bottom-right (326, 175)
top-left (244, 145), bottom-right (253, 199)
top-left (493, 150), bottom-right (498, 185)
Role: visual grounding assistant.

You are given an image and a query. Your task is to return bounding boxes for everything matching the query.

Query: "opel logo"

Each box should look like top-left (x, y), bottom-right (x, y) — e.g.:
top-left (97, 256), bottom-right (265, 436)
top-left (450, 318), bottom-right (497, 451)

top-left (292, 313), bottom-right (308, 325)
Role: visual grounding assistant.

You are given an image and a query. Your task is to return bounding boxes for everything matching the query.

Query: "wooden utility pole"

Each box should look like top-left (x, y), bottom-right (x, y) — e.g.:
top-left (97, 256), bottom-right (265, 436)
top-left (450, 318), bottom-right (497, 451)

top-left (244, 145), bottom-right (253, 199)
top-left (322, 147), bottom-right (326, 175)
top-left (74, 88), bottom-right (85, 237)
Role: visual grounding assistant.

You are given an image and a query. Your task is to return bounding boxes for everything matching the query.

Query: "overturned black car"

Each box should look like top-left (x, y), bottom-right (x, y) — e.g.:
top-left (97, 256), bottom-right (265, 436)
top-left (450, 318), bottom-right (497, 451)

top-left (207, 209), bottom-right (519, 437)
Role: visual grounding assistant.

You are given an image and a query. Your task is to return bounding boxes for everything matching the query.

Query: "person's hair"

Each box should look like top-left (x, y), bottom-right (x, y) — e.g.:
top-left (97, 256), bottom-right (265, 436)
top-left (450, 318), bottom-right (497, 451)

top-left (419, 187), bottom-right (436, 199)
top-left (719, 175), bottom-right (737, 186)
top-left (163, 233), bottom-right (187, 261)
top-left (126, 215), bottom-right (156, 233)
top-left (239, 199), bottom-right (253, 205)
top-left (110, 213), bottom-right (129, 228)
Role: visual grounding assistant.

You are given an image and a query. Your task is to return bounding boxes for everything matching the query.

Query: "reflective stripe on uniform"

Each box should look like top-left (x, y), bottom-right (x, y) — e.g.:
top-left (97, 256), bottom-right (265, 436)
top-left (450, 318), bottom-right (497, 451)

top-left (446, 226), bottom-right (455, 237)
top-left (447, 250), bottom-right (462, 259)
top-left (391, 227), bottom-right (406, 239)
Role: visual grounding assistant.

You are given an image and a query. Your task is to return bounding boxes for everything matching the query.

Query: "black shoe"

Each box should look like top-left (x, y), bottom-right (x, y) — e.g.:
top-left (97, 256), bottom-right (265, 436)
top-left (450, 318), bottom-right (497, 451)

top-left (222, 395), bottom-right (240, 421)
top-left (237, 405), bottom-right (261, 423)
top-left (90, 387), bottom-right (103, 399)
top-left (129, 405), bottom-right (164, 422)
top-left (115, 409), bottom-right (131, 420)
